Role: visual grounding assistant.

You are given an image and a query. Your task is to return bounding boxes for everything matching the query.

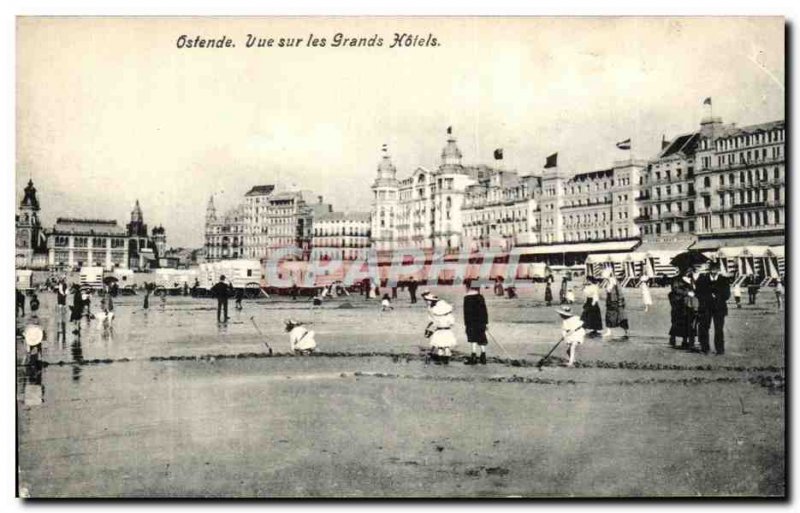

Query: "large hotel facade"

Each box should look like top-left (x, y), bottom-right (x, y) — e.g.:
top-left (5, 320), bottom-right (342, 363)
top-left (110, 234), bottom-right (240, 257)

top-left (371, 129), bottom-right (645, 258)
top-left (370, 112), bottom-right (784, 259)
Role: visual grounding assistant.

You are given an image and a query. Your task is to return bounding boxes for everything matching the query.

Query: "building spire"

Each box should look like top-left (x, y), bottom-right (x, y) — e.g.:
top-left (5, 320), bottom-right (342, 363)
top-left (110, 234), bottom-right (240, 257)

top-left (21, 179), bottom-right (40, 211)
top-left (206, 194), bottom-right (217, 222)
top-left (441, 126), bottom-right (463, 170)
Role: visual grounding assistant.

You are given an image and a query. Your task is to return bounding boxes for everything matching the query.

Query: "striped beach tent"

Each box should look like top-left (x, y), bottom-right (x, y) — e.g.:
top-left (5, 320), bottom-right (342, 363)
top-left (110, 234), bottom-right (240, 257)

top-left (585, 253), bottom-right (628, 280)
top-left (767, 246), bottom-right (785, 278)
top-left (643, 250), bottom-right (681, 278)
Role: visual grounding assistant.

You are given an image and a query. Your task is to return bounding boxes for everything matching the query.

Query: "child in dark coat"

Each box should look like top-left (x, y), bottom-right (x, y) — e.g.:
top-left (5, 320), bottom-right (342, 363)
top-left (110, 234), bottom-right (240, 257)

top-left (463, 283), bottom-right (489, 365)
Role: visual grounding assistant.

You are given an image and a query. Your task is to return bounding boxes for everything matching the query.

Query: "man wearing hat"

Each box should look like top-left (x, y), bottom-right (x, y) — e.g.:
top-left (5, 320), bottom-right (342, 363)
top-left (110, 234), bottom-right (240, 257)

top-left (694, 261), bottom-right (731, 355)
top-left (210, 275), bottom-right (232, 323)
top-left (557, 307), bottom-right (585, 367)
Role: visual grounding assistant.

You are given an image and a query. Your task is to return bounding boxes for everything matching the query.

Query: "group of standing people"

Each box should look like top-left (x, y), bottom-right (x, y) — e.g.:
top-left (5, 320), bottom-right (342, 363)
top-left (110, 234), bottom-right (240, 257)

top-left (578, 269), bottom-right (630, 340)
top-left (419, 281), bottom-right (490, 366)
top-left (669, 261), bottom-right (731, 355)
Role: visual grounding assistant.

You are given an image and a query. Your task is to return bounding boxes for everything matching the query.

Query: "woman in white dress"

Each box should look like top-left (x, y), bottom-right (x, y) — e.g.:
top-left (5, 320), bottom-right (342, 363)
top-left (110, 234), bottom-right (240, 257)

top-left (639, 275), bottom-right (653, 312)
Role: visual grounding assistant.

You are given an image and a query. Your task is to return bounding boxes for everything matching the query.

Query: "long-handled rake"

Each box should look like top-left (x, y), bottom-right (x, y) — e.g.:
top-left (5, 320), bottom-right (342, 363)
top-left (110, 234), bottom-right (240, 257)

top-left (249, 316), bottom-right (274, 356)
top-left (536, 335), bottom-right (566, 370)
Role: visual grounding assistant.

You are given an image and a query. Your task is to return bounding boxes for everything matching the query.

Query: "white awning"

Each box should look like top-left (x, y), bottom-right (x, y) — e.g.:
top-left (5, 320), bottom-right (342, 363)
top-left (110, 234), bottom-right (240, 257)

top-left (769, 246), bottom-right (785, 258)
top-left (743, 246), bottom-right (771, 257)
top-left (518, 240), bottom-right (639, 256)
top-left (644, 250), bottom-right (682, 260)
top-left (586, 252), bottom-right (632, 264)
top-left (717, 247), bottom-right (744, 258)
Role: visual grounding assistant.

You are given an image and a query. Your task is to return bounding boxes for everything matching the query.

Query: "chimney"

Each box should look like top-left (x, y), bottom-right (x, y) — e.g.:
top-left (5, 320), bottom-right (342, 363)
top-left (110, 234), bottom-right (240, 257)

top-left (318, 195), bottom-right (323, 204)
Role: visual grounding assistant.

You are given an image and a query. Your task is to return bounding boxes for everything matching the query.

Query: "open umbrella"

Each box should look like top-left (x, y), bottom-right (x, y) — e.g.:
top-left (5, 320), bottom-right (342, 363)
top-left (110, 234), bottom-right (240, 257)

top-left (102, 275), bottom-right (118, 286)
top-left (670, 250), bottom-right (710, 271)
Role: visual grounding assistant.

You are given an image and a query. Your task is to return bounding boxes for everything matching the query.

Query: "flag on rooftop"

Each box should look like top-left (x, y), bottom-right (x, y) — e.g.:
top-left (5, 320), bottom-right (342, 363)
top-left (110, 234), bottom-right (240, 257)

top-left (703, 97), bottom-right (712, 106)
top-left (616, 138), bottom-right (631, 150)
top-left (544, 152), bottom-right (558, 169)
top-left (494, 148), bottom-right (503, 160)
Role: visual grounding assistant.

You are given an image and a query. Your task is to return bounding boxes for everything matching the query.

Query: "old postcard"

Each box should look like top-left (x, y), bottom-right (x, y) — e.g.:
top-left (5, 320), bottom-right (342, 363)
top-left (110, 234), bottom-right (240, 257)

top-left (14, 16), bottom-right (785, 498)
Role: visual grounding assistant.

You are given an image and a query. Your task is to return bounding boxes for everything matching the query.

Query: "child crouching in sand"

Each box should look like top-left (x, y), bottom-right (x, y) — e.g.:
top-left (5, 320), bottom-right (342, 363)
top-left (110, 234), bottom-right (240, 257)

top-left (381, 293), bottom-right (394, 311)
top-left (285, 319), bottom-right (317, 355)
top-left (557, 307), bottom-right (586, 368)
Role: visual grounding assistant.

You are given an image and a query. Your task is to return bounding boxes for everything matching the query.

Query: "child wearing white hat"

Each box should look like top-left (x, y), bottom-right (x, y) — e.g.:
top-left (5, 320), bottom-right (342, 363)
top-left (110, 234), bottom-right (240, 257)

top-left (421, 291), bottom-right (457, 365)
top-left (285, 319), bottom-right (317, 355)
top-left (557, 307), bottom-right (585, 367)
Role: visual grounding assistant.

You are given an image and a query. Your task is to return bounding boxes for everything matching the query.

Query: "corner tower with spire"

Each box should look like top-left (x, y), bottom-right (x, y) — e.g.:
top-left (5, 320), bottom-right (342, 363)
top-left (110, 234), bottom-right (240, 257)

top-left (15, 179), bottom-right (46, 268)
top-left (370, 144), bottom-right (400, 251)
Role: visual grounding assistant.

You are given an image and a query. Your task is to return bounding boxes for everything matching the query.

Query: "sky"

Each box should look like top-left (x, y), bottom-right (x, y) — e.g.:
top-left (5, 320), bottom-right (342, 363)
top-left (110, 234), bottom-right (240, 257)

top-left (16, 17), bottom-right (785, 248)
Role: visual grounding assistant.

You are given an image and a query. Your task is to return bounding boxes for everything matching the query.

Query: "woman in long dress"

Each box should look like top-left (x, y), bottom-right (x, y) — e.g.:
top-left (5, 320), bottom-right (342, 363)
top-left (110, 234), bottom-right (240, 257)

top-left (668, 273), bottom-right (696, 349)
top-left (580, 277), bottom-right (603, 337)
top-left (603, 272), bottom-right (629, 339)
top-left (639, 275), bottom-right (653, 312)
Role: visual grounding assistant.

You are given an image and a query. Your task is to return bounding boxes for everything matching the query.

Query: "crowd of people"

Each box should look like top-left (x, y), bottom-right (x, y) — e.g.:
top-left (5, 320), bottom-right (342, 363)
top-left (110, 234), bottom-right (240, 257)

top-left (17, 260), bottom-right (785, 370)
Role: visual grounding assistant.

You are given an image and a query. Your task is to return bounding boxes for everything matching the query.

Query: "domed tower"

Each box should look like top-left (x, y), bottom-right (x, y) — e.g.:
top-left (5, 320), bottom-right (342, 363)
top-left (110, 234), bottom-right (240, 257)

top-left (152, 225), bottom-right (167, 258)
top-left (439, 126), bottom-right (463, 173)
top-left (127, 199), bottom-right (148, 237)
top-left (370, 144), bottom-right (400, 251)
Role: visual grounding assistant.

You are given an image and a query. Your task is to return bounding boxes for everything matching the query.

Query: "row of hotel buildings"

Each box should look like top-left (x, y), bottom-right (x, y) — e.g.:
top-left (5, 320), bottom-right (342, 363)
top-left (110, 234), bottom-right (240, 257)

top-left (205, 109), bottom-right (784, 265)
top-left (371, 114), bottom-right (784, 260)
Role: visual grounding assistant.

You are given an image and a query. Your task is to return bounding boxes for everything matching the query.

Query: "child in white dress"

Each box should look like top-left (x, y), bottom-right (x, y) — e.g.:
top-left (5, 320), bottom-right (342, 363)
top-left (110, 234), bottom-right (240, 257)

top-left (285, 319), bottom-right (317, 355)
top-left (557, 308), bottom-right (585, 368)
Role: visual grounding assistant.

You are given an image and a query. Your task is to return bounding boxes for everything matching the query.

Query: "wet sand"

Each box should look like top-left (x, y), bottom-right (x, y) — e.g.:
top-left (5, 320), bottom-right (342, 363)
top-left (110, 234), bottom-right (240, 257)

top-left (16, 285), bottom-right (785, 497)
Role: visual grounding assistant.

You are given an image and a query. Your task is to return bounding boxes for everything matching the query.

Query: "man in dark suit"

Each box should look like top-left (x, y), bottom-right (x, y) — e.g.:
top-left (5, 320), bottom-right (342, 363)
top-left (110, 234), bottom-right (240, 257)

top-left (210, 275), bottom-right (232, 323)
top-left (695, 261), bottom-right (731, 355)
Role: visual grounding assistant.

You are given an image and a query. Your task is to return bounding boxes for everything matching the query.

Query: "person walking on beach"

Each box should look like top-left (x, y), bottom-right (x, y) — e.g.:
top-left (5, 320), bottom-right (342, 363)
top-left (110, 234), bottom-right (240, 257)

top-left (69, 285), bottom-right (84, 334)
top-left (211, 275), bottom-right (232, 323)
top-left (733, 282), bottom-right (743, 309)
top-left (639, 275), bottom-right (653, 313)
top-left (602, 270), bottom-right (629, 339)
top-left (56, 279), bottom-right (68, 313)
top-left (16, 289), bottom-right (25, 317)
top-left (775, 278), bottom-right (785, 309)
top-left (695, 261), bottom-right (731, 355)
top-left (581, 277), bottom-right (603, 338)
top-left (463, 283), bottom-right (489, 366)
top-left (235, 287), bottom-right (244, 310)
top-left (746, 276), bottom-right (759, 305)
top-left (544, 280), bottom-right (553, 306)
top-left (407, 278), bottom-right (418, 304)
top-left (559, 276), bottom-right (569, 304)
